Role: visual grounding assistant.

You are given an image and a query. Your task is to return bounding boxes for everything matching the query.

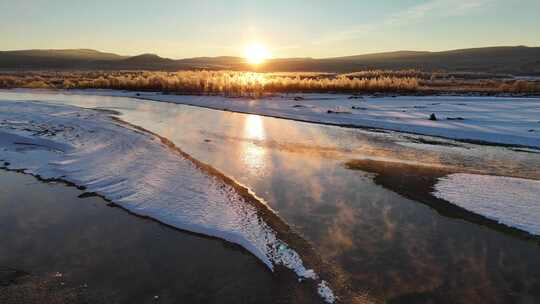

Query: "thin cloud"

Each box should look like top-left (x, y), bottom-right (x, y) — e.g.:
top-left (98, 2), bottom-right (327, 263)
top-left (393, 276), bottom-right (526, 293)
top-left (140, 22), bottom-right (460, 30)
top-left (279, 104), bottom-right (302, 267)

top-left (313, 25), bottom-right (375, 45)
top-left (386, 0), bottom-right (494, 26)
top-left (314, 0), bottom-right (495, 45)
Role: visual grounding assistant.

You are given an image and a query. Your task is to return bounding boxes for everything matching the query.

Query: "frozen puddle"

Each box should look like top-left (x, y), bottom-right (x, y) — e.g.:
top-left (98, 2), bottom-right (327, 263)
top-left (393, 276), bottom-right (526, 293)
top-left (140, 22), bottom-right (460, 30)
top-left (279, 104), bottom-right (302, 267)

top-left (0, 101), bottom-right (335, 303)
top-left (433, 174), bottom-right (540, 235)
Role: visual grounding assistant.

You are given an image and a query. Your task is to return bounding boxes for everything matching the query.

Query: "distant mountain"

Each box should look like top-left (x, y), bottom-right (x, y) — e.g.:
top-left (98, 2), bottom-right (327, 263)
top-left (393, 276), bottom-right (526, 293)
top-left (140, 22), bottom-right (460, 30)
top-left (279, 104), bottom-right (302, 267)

top-left (120, 53), bottom-right (172, 64)
top-left (113, 53), bottom-right (176, 69)
top-left (6, 49), bottom-right (126, 60)
top-left (1, 46), bottom-right (539, 75)
top-left (175, 56), bottom-right (246, 70)
top-left (0, 49), bottom-right (127, 69)
top-left (267, 46), bottom-right (540, 75)
top-left (328, 50), bottom-right (432, 61)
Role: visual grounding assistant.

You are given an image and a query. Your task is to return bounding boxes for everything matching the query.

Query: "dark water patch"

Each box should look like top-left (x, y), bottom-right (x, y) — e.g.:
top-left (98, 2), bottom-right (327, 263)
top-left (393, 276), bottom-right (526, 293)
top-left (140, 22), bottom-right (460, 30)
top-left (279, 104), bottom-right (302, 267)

top-left (510, 148), bottom-right (540, 154)
top-left (344, 159), bottom-right (539, 242)
top-left (0, 170), bottom-right (329, 304)
top-left (0, 267), bottom-right (29, 287)
top-left (89, 108), bottom-right (122, 116)
top-left (402, 136), bottom-right (465, 148)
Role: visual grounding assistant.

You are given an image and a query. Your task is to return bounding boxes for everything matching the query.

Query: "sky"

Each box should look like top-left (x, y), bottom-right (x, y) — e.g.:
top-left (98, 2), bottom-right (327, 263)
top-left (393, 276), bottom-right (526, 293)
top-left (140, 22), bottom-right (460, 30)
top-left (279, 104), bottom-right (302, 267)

top-left (1, 0), bottom-right (539, 59)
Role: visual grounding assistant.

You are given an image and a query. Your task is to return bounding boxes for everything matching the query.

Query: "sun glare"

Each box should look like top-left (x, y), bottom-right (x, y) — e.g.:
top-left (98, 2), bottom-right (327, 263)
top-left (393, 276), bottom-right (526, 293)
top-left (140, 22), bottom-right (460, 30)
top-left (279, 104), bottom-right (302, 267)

top-left (244, 115), bottom-right (265, 141)
top-left (244, 43), bottom-right (270, 65)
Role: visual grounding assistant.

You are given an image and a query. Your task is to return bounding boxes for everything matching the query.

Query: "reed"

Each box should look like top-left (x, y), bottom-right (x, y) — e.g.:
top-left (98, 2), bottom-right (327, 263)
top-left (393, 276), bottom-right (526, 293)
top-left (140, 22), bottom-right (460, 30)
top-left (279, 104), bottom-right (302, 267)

top-left (0, 71), bottom-right (419, 95)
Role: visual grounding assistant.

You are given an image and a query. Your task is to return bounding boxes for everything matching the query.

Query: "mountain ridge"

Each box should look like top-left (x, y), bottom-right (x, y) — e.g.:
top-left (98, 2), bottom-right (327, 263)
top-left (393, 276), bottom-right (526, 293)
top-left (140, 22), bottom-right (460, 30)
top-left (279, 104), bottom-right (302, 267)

top-left (1, 46), bottom-right (539, 75)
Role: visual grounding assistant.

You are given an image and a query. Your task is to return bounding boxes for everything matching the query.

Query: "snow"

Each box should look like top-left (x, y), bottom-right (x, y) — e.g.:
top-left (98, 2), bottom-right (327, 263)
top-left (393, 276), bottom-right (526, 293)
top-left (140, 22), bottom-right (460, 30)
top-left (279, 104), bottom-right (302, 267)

top-left (433, 174), bottom-right (540, 235)
top-left (53, 90), bottom-right (540, 149)
top-left (317, 280), bottom-right (336, 303)
top-left (4, 89), bottom-right (540, 149)
top-left (0, 100), bottom-right (334, 303)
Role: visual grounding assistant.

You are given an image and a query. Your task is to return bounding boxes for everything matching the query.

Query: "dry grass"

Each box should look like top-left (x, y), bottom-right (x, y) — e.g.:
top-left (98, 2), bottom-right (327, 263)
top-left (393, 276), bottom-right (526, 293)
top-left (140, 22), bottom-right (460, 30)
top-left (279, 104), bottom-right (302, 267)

top-left (0, 70), bottom-right (538, 95)
top-left (343, 69), bottom-right (431, 79)
top-left (0, 70), bottom-right (419, 96)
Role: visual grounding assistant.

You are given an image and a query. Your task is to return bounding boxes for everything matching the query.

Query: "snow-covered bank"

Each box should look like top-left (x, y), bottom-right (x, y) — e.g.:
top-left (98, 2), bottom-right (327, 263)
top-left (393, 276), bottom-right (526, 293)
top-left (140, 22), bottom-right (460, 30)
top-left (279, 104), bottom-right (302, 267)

top-left (0, 101), bottom-right (334, 303)
top-left (433, 174), bottom-right (540, 236)
top-left (65, 90), bottom-right (540, 149)
top-left (4, 89), bottom-right (540, 148)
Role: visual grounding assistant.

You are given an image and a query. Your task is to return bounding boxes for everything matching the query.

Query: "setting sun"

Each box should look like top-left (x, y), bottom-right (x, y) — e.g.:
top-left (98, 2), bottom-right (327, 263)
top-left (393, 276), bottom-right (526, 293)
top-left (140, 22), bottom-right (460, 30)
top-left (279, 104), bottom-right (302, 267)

top-left (244, 43), bottom-right (270, 65)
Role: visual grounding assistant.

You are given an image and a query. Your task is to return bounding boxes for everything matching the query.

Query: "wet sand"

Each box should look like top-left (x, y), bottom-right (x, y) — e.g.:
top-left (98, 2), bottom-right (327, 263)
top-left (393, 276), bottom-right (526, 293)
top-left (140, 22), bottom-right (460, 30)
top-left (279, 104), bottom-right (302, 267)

top-left (0, 170), bottom-right (319, 304)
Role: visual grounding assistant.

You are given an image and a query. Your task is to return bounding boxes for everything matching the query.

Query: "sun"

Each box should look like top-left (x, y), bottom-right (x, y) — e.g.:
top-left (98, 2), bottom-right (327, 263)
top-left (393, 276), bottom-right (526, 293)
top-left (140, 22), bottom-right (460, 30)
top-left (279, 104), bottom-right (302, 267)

top-left (244, 43), bottom-right (270, 65)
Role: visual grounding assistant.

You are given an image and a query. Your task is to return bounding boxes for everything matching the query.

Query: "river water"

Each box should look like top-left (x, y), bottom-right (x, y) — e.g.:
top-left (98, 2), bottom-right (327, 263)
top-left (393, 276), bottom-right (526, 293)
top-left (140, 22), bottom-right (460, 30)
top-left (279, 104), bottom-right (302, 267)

top-left (2, 90), bottom-right (540, 303)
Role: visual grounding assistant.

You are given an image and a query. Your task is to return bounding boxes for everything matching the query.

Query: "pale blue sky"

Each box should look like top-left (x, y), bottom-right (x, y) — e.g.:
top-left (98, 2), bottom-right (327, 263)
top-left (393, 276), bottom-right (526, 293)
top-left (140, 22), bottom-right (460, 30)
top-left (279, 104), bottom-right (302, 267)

top-left (1, 0), bottom-right (539, 58)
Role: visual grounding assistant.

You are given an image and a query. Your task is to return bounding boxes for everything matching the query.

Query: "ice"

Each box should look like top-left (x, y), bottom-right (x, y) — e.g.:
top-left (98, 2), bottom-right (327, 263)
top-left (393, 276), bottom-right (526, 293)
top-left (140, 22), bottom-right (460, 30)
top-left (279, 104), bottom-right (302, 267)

top-left (47, 89), bottom-right (540, 149)
top-left (0, 100), bottom-right (334, 303)
top-left (318, 280), bottom-right (336, 303)
top-left (433, 173), bottom-right (540, 235)
top-left (4, 89), bottom-right (540, 148)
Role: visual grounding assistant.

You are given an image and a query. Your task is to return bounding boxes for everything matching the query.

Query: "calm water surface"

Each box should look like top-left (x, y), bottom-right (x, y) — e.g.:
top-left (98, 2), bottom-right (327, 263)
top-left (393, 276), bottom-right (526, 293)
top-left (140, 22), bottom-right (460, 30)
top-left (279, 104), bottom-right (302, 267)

top-left (0, 170), bottom-right (292, 304)
top-left (2, 90), bottom-right (540, 303)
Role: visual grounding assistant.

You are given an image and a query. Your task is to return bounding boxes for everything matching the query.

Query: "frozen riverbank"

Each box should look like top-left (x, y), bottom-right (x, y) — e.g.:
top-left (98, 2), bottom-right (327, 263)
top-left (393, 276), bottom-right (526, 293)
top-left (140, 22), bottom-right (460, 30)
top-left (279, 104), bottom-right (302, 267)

top-left (2, 90), bottom-right (540, 303)
top-left (56, 89), bottom-right (540, 149)
top-left (434, 174), bottom-right (540, 236)
top-left (0, 170), bottom-right (297, 304)
top-left (0, 100), bottom-right (335, 303)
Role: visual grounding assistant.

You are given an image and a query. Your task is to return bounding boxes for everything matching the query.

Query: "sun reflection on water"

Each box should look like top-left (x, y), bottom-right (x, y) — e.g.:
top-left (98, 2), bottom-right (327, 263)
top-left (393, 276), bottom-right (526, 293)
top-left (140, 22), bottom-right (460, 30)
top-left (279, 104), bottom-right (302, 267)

top-left (242, 115), bottom-right (267, 175)
top-left (244, 115), bottom-right (265, 141)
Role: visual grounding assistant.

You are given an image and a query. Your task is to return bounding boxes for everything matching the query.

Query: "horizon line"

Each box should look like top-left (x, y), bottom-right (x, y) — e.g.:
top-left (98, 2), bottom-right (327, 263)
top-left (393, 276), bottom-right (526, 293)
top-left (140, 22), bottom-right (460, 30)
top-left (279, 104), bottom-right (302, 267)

top-left (1, 44), bottom-right (536, 61)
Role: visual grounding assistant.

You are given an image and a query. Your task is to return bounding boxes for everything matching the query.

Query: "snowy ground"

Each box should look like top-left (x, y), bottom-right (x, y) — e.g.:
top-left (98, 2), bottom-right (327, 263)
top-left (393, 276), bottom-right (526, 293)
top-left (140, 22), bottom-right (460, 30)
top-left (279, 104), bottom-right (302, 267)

top-left (433, 174), bottom-right (540, 236)
top-left (0, 100), bottom-right (334, 303)
top-left (58, 90), bottom-right (540, 149)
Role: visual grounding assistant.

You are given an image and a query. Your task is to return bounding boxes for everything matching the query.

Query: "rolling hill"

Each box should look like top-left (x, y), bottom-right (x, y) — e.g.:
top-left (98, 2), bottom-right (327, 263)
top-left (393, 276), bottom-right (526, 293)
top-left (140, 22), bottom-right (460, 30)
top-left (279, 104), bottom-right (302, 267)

top-left (1, 46), bottom-right (539, 75)
top-left (0, 49), bottom-right (128, 69)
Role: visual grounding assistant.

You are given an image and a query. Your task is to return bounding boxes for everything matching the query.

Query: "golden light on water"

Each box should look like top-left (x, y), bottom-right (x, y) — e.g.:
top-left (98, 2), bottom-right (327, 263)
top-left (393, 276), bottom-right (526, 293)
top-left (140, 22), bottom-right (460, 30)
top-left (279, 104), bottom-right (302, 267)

top-left (242, 115), bottom-right (267, 175)
top-left (244, 114), bottom-right (265, 140)
top-left (244, 43), bottom-right (271, 65)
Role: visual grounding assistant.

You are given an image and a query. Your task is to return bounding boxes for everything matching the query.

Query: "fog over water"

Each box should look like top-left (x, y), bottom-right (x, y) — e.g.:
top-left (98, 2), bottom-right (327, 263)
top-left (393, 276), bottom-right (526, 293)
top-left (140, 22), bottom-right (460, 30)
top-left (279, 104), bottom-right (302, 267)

top-left (1, 90), bottom-right (540, 303)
